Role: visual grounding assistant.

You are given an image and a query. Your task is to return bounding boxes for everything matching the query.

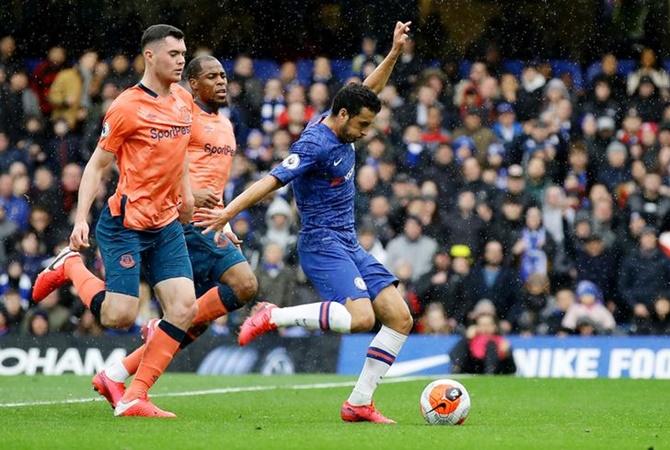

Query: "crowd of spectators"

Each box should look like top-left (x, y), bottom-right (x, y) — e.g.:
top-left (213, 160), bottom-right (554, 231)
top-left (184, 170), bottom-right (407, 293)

top-left (2, 33), bottom-right (670, 339)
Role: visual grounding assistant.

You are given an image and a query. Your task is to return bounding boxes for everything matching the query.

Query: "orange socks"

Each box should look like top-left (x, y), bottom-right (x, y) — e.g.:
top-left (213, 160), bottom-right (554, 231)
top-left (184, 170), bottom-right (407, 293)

top-left (122, 346), bottom-right (144, 376)
top-left (192, 286), bottom-right (227, 324)
top-left (122, 321), bottom-right (184, 402)
top-left (64, 257), bottom-right (105, 308)
top-left (121, 287), bottom-right (225, 377)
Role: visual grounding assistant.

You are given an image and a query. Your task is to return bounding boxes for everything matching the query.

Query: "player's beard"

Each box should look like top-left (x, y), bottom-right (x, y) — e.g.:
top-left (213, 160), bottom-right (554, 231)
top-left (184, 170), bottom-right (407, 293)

top-left (338, 126), bottom-right (357, 143)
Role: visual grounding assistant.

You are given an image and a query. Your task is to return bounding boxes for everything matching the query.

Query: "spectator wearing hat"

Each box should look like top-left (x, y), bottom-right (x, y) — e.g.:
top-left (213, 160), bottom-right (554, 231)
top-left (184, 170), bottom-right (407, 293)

top-left (496, 164), bottom-right (536, 209)
top-left (452, 106), bottom-right (496, 158)
top-left (542, 78), bottom-right (570, 116)
top-left (261, 196), bottom-right (297, 256)
top-left (386, 215), bottom-right (438, 282)
top-left (597, 140), bottom-right (632, 191)
top-left (492, 102), bottom-right (523, 154)
top-left (575, 231), bottom-right (619, 302)
top-left (630, 75), bottom-right (664, 123)
top-left (452, 135), bottom-right (477, 165)
top-left (619, 226), bottom-right (670, 320)
top-left (562, 280), bottom-right (616, 333)
top-left (463, 240), bottom-right (521, 325)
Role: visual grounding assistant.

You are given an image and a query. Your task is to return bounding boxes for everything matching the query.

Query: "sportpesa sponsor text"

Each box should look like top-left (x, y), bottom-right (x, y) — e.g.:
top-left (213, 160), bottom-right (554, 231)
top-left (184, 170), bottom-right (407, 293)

top-left (150, 125), bottom-right (192, 141)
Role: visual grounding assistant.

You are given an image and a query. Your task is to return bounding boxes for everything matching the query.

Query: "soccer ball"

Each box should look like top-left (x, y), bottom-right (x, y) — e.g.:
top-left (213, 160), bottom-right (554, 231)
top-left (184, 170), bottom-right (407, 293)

top-left (420, 379), bottom-right (470, 425)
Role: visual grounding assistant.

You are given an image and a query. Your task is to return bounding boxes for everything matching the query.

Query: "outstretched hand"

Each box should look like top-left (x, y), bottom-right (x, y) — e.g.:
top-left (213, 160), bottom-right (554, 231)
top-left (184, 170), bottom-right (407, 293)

top-left (193, 207), bottom-right (233, 235)
top-left (392, 21), bottom-right (411, 53)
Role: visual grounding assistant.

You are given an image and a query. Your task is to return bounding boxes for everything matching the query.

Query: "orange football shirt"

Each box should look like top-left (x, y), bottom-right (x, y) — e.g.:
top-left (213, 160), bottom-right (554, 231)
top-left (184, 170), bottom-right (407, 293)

top-left (187, 102), bottom-right (236, 208)
top-left (98, 83), bottom-right (194, 230)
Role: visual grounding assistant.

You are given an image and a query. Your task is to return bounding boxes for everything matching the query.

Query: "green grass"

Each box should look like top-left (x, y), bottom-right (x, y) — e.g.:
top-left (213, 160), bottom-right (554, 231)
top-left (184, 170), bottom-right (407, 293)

top-left (0, 374), bottom-right (667, 450)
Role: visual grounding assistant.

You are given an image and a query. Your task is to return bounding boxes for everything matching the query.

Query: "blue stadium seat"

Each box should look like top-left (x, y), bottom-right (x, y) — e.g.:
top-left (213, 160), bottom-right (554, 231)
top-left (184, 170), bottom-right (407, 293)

top-left (501, 60), bottom-right (524, 77)
top-left (618, 59), bottom-right (636, 75)
top-left (331, 59), bottom-right (353, 83)
top-left (296, 59), bottom-right (313, 86)
top-left (253, 59), bottom-right (279, 82)
top-left (459, 60), bottom-right (472, 80)
top-left (427, 59), bottom-right (441, 69)
top-left (585, 59), bottom-right (636, 87)
top-left (24, 57), bottom-right (41, 74)
top-left (221, 59), bottom-right (234, 77)
top-left (550, 60), bottom-right (584, 90)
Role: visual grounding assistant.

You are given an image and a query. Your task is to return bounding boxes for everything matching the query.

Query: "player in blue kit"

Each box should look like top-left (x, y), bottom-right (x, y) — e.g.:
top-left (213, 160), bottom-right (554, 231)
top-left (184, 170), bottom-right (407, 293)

top-left (195, 21), bottom-right (412, 424)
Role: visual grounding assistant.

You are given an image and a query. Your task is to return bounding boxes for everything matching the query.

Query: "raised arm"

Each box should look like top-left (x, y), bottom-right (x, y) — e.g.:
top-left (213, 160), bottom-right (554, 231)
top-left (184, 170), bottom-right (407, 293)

top-left (194, 174), bottom-right (283, 234)
top-left (362, 21), bottom-right (411, 94)
top-left (70, 146), bottom-right (115, 250)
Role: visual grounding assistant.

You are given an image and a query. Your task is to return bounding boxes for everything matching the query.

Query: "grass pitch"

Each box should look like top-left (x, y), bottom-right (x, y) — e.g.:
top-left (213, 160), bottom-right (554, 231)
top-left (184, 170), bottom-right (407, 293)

top-left (0, 374), bottom-right (667, 450)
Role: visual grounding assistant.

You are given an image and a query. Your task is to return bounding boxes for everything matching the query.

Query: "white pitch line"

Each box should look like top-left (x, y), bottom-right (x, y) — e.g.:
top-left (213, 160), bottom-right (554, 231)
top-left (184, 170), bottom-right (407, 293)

top-left (0, 375), bottom-right (431, 409)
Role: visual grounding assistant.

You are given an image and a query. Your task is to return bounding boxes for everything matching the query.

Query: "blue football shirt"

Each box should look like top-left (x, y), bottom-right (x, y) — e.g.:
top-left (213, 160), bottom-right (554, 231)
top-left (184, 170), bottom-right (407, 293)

top-left (270, 117), bottom-right (357, 237)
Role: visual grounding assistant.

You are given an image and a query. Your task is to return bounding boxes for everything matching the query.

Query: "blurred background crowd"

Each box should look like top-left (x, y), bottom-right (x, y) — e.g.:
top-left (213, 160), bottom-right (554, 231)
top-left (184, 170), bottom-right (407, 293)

top-left (2, 1), bottom-right (670, 341)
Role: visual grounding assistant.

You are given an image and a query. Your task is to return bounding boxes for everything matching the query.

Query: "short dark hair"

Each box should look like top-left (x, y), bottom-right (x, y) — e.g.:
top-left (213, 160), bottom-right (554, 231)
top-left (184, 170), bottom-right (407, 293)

top-left (141, 24), bottom-right (184, 50)
top-left (330, 83), bottom-right (381, 118)
top-left (185, 55), bottom-right (220, 80)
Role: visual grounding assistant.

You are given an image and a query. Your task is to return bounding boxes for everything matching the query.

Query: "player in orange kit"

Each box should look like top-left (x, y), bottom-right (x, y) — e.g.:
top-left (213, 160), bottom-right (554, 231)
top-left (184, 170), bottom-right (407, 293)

top-left (91, 55), bottom-right (259, 407)
top-left (32, 24), bottom-right (199, 418)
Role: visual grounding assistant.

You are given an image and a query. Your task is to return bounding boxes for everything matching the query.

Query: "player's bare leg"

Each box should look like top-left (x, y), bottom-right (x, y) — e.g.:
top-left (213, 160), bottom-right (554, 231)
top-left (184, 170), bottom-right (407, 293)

top-left (341, 286), bottom-right (412, 424)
